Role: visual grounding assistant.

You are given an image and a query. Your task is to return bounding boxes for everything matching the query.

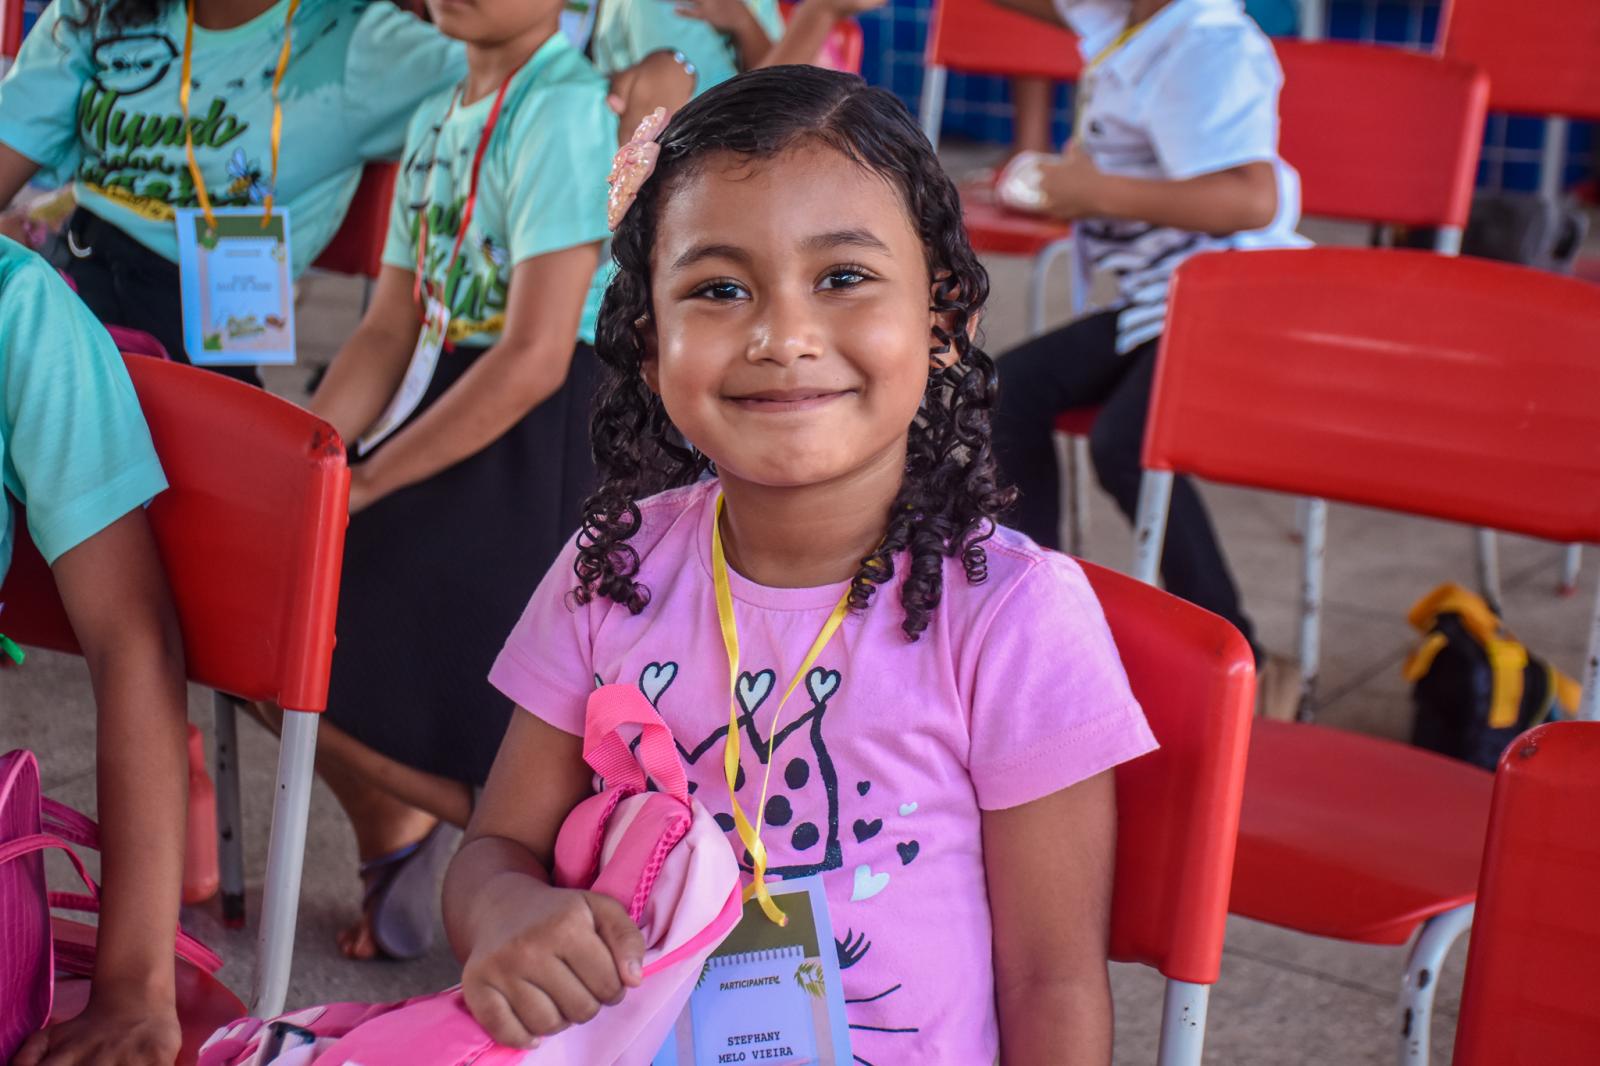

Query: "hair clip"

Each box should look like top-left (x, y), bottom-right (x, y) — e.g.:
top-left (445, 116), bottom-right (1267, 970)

top-left (608, 106), bottom-right (671, 231)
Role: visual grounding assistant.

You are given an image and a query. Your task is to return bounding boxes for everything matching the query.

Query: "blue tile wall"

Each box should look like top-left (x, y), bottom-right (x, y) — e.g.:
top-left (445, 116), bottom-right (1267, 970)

top-left (855, 0), bottom-right (1594, 194)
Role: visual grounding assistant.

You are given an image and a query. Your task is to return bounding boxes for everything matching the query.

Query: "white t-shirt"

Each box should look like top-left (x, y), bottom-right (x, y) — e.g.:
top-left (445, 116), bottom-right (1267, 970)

top-left (1057, 0), bottom-right (1309, 353)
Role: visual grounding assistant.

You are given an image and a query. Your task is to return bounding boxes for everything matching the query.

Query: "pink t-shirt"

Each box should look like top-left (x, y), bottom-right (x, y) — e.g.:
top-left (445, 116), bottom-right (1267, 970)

top-left (490, 479), bottom-right (1156, 1063)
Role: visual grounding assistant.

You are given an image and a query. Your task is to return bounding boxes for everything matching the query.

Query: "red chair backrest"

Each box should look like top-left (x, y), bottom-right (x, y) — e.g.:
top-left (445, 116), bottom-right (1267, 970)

top-left (924, 0), bottom-right (1082, 81)
top-left (1276, 39), bottom-right (1487, 229)
top-left (0, 357), bottom-right (349, 713)
top-left (1453, 721), bottom-right (1600, 1065)
top-left (1440, 0), bottom-right (1600, 119)
top-left (312, 163), bottom-right (397, 280)
top-left (1, 0), bottom-right (21, 59)
top-left (1144, 248), bottom-right (1600, 546)
top-left (780, 1), bottom-right (864, 74)
top-left (1079, 560), bottom-right (1255, 984)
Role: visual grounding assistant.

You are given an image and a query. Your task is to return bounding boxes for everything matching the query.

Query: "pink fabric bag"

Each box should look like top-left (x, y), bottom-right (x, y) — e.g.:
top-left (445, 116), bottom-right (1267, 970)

top-left (198, 684), bottom-right (741, 1065)
top-left (1, 749), bottom-right (223, 1061)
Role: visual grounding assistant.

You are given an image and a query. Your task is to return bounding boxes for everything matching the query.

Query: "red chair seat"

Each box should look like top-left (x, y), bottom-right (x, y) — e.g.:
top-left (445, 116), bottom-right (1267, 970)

top-left (1054, 407), bottom-right (1099, 436)
top-left (1231, 720), bottom-right (1493, 945)
top-left (959, 181), bottom-right (1073, 257)
top-left (48, 918), bottom-right (245, 1066)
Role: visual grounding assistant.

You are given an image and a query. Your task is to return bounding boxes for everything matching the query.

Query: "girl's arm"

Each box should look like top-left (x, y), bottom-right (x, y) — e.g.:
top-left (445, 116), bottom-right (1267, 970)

top-left (607, 51), bottom-right (697, 145)
top-left (14, 510), bottom-right (187, 1066)
top-left (984, 770), bottom-right (1118, 1066)
top-left (673, 0), bottom-right (773, 70)
top-left (1038, 141), bottom-right (1279, 233)
top-left (306, 265), bottom-right (423, 447)
top-left (754, 0), bottom-right (887, 69)
top-left (342, 242), bottom-right (599, 512)
top-left (443, 711), bottom-right (646, 1047)
top-left (0, 142), bottom-right (43, 240)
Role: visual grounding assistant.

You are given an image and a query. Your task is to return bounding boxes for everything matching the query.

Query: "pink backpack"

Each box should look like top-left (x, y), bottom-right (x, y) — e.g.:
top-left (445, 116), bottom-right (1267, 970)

top-left (0, 749), bottom-right (224, 1061)
top-left (199, 685), bottom-right (741, 1065)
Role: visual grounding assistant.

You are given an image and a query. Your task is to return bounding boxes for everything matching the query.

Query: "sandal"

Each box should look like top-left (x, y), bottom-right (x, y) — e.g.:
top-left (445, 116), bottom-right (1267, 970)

top-left (353, 821), bottom-right (462, 961)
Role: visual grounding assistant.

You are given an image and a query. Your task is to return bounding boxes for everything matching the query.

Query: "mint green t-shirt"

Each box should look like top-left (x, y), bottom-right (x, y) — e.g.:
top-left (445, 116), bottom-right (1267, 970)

top-left (380, 32), bottom-right (616, 347)
top-left (587, 0), bottom-right (782, 93)
top-left (0, 237), bottom-right (168, 582)
top-left (0, 0), bottom-right (464, 276)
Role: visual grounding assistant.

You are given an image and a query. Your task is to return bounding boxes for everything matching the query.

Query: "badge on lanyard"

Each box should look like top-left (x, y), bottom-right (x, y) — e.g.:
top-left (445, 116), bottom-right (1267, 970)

top-left (355, 73), bottom-right (513, 455)
top-left (356, 296), bottom-right (450, 455)
top-left (172, 0), bottom-right (299, 367)
top-left (653, 875), bottom-right (853, 1065)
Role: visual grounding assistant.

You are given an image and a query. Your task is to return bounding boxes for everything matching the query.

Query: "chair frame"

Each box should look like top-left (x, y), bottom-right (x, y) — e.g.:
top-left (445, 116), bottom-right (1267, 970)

top-left (0, 356), bottom-right (349, 1018)
top-left (1131, 247), bottom-right (1600, 1065)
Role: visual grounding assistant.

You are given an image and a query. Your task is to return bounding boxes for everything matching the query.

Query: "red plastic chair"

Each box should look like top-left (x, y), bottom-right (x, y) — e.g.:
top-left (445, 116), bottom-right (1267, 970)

top-left (1440, 0), bottom-right (1600, 598)
top-left (1, 0), bottom-right (21, 59)
top-left (1082, 560), bottom-right (1255, 1065)
top-left (312, 162), bottom-right (397, 310)
top-left (0, 356), bottom-right (350, 1021)
top-left (1053, 40), bottom-right (1487, 560)
top-left (1452, 721), bottom-right (1600, 1065)
top-left (1133, 246), bottom-right (1600, 1065)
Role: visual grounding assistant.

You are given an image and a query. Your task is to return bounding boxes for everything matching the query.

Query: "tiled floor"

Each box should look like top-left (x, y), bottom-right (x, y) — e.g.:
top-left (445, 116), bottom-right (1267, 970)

top-left (4, 151), bottom-right (1595, 1062)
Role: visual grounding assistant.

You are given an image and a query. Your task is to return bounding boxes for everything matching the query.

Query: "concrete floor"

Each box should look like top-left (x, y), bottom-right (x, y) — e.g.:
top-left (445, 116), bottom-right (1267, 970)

top-left (4, 151), bottom-right (1597, 1063)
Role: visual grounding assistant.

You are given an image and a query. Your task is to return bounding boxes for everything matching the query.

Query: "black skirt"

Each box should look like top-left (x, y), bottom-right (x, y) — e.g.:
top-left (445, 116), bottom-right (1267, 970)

top-left (322, 341), bottom-right (598, 784)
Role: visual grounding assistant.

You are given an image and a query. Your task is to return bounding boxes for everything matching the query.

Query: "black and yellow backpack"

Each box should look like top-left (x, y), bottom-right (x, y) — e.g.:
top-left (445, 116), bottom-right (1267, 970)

top-left (1404, 584), bottom-right (1581, 769)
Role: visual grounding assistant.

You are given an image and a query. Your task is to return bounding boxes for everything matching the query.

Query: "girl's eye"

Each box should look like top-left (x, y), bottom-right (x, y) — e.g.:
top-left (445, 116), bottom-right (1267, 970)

top-left (818, 266), bottom-right (872, 291)
top-left (693, 280), bottom-right (748, 301)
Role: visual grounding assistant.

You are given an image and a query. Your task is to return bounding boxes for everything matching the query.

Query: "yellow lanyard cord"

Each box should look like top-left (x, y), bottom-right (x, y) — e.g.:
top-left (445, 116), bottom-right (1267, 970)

top-left (1074, 21), bottom-right (1144, 135)
top-left (712, 494), bottom-right (852, 926)
top-left (181, 0), bottom-right (299, 230)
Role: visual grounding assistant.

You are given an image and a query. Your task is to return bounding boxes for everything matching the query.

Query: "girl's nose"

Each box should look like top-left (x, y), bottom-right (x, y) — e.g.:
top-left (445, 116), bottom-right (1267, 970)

top-left (745, 290), bottom-right (824, 366)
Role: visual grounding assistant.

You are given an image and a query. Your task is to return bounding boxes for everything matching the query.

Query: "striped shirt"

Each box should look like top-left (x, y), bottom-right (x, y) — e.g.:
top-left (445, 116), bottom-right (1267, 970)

top-left (1058, 0), bottom-right (1310, 353)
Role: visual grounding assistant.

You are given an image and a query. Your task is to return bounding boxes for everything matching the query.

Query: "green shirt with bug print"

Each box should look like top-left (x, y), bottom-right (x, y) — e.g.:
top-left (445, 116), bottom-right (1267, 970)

top-left (0, 0), bottom-right (463, 276)
top-left (380, 31), bottom-right (616, 348)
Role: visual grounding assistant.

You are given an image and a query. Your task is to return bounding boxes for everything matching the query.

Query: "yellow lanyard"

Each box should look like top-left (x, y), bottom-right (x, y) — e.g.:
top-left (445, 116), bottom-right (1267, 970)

top-left (712, 493), bottom-right (852, 926)
top-left (180, 0), bottom-right (300, 229)
top-left (1074, 21), bottom-right (1144, 134)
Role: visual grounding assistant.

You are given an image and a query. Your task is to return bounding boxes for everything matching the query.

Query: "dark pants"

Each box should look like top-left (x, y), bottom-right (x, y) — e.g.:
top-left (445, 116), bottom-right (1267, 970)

top-left (54, 208), bottom-right (259, 386)
top-left (994, 309), bottom-right (1256, 648)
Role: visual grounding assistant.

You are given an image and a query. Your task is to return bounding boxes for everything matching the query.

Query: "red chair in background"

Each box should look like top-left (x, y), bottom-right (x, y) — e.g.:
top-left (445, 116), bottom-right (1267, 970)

top-left (311, 162), bottom-right (397, 311)
top-left (1, 0), bottom-right (21, 59)
top-left (1133, 247), bottom-right (1600, 1065)
top-left (1054, 40), bottom-right (1486, 564)
top-left (1452, 721), bottom-right (1600, 1065)
top-left (1441, 0), bottom-right (1600, 598)
top-left (1085, 560), bottom-right (1255, 1065)
top-left (0, 357), bottom-right (350, 1028)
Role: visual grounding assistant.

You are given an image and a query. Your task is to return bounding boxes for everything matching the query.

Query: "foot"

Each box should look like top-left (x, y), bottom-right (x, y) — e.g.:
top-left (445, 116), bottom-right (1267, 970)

top-left (338, 816), bottom-right (461, 961)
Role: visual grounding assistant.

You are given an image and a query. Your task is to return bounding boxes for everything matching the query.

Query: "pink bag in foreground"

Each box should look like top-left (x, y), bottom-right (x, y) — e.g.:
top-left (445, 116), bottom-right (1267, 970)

top-left (199, 684), bottom-right (742, 1066)
top-left (1, 749), bottom-right (224, 1061)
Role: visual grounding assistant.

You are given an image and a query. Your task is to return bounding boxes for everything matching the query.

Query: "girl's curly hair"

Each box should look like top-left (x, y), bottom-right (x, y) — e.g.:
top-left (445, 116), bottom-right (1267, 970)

top-left (576, 64), bottom-right (1014, 641)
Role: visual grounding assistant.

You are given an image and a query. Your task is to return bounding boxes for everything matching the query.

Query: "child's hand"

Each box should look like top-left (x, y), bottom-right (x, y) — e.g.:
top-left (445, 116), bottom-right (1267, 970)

top-left (1037, 141), bottom-right (1106, 222)
top-left (672, 0), bottom-right (749, 32)
top-left (461, 881), bottom-right (646, 1048)
top-left (12, 986), bottom-right (181, 1066)
top-left (0, 208), bottom-right (30, 245)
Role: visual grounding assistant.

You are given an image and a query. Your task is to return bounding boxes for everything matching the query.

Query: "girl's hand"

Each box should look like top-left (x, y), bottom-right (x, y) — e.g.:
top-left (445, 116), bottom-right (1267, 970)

top-left (461, 880), bottom-right (645, 1048)
top-left (12, 987), bottom-right (181, 1066)
top-left (1037, 141), bottom-right (1107, 222)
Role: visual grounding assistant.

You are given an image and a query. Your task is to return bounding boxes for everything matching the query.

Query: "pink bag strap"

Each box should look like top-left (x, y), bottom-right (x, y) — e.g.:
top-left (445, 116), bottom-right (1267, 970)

top-left (584, 685), bottom-right (689, 803)
top-left (0, 831), bottom-right (100, 906)
top-left (41, 797), bottom-right (99, 850)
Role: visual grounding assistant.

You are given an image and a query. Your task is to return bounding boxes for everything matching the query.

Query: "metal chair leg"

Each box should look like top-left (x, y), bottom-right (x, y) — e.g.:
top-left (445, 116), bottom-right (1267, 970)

top-left (1067, 435), bottom-right (1091, 557)
top-left (1559, 544), bottom-right (1581, 596)
top-left (251, 708), bottom-right (320, 1018)
top-left (212, 691), bottom-right (246, 928)
top-left (1474, 529), bottom-right (1502, 614)
top-left (1398, 903), bottom-right (1475, 1065)
top-left (1297, 499), bottom-right (1328, 722)
top-left (1158, 979), bottom-right (1211, 1066)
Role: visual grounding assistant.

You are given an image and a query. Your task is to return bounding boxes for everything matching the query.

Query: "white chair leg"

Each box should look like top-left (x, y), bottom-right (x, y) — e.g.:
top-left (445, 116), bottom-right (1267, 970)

top-left (1398, 903), bottom-right (1475, 1066)
top-left (212, 691), bottom-right (246, 927)
top-left (1067, 435), bottom-right (1091, 558)
top-left (251, 708), bottom-right (320, 1018)
top-left (1297, 499), bottom-right (1327, 722)
top-left (1132, 470), bottom-right (1175, 586)
top-left (1559, 544), bottom-right (1581, 596)
top-left (1158, 979), bottom-right (1211, 1066)
top-left (918, 65), bottom-right (948, 151)
top-left (1474, 529), bottom-right (1502, 614)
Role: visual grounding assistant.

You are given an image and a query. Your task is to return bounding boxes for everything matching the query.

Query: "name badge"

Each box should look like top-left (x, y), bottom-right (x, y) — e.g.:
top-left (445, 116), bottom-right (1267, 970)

top-left (356, 298), bottom-right (450, 456)
top-left (654, 876), bottom-right (853, 1066)
top-left (174, 207), bottom-right (296, 367)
